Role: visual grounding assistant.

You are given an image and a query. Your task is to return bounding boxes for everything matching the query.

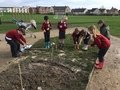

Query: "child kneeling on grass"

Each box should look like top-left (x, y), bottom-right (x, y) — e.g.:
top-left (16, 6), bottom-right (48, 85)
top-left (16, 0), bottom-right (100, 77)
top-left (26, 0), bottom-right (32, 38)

top-left (72, 28), bottom-right (91, 50)
top-left (72, 28), bottom-right (81, 50)
top-left (88, 25), bottom-right (111, 69)
top-left (79, 29), bottom-right (91, 51)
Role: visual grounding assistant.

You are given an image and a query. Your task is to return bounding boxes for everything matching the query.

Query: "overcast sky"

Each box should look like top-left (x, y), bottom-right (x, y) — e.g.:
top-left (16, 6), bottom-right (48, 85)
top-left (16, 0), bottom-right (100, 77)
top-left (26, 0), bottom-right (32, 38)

top-left (0, 0), bottom-right (120, 9)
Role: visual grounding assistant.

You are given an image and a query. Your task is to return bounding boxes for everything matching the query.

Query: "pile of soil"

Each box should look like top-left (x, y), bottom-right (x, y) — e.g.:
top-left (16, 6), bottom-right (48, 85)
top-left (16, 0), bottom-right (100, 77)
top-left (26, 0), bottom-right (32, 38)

top-left (0, 47), bottom-right (94, 90)
top-left (0, 59), bottom-right (87, 90)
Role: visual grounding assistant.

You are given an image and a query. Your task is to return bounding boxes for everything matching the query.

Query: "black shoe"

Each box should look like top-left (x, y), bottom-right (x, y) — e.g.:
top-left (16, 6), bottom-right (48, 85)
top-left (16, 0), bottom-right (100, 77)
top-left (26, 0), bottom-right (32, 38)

top-left (12, 52), bottom-right (21, 58)
top-left (12, 55), bottom-right (19, 58)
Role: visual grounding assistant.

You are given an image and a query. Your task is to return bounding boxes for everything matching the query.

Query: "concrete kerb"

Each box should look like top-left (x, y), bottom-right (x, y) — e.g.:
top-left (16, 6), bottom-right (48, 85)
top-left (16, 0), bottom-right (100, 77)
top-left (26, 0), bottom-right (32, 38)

top-left (85, 65), bottom-right (95, 90)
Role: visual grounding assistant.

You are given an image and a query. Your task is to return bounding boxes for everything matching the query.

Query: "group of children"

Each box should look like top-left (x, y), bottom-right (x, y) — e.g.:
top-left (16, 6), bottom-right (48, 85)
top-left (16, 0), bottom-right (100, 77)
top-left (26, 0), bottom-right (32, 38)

top-left (41, 15), bottom-right (68, 49)
top-left (41, 16), bottom-right (111, 69)
top-left (72, 28), bottom-right (91, 50)
top-left (72, 20), bottom-right (110, 69)
top-left (5, 15), bottom-right (111, 69)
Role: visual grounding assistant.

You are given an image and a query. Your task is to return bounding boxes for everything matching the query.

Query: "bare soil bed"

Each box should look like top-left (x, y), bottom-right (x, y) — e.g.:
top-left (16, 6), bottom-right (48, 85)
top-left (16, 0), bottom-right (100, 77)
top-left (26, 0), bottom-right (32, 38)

top-left (0, 34), bottom-right (97, 90)
top-left (0, 48), bottom-right (96, 90)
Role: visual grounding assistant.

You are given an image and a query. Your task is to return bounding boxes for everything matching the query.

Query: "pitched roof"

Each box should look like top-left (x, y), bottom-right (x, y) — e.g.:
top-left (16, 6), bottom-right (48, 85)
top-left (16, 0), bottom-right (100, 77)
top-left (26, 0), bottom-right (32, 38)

top-left (86, 9), bottom-right (91, 13)
top-left (91, 8), bottom-right (98, 12)
top-left (99, 9), bottom-right (106, 12)
top-left (71, 8), bottom-right (86, 12)
top-left (52, 6), bottom-right (69, 10)
top-left (110, 7), bottom-right (118, 11)
top-left (0, 7), bottom-right (13, 8)
top-left (36, 6), bottom-right (51, 9)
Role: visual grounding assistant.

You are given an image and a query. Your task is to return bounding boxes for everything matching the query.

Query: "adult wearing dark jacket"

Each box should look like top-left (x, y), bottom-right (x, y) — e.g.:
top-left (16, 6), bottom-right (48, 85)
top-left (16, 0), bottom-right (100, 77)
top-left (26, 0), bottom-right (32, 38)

top-left (5, 27), bottom-right (26, 57)
top-left (98, 20), bottom-right (110, 40)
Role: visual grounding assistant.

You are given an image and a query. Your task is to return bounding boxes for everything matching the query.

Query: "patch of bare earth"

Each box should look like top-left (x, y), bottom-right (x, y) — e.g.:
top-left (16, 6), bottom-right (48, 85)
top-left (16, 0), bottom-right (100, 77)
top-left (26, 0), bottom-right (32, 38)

top-left (0, 59), bottom-right (78, 90)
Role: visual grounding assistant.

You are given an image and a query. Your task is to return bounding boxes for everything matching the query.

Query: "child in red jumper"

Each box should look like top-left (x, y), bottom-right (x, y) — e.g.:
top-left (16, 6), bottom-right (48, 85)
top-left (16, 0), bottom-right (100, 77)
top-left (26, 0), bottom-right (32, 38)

top-left (88, 25), bottom-right (111, 69)
top-left (41, 16), bottom-right (52, 48)
top-left (57, 16), bottom-right (68, 49)
top-left (5, 27), bottom-right (27, 57)
top-left (72, 28), bottom-right (81, 50)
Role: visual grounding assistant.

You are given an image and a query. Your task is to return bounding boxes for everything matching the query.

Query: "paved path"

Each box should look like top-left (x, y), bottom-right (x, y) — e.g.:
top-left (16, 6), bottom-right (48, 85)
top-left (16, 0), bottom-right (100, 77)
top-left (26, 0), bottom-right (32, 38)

top-left (86, 36), bottom-right (120, 90)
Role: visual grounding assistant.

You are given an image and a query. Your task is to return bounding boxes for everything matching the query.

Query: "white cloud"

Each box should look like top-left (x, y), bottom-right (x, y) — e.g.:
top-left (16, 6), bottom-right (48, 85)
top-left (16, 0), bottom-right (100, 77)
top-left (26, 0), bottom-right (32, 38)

top-left (0, 0), bottom-right (4, 3)
top-left (0, 0), bottom-right (120, 9)
top-left (66, 0), bottom-right (82, 2)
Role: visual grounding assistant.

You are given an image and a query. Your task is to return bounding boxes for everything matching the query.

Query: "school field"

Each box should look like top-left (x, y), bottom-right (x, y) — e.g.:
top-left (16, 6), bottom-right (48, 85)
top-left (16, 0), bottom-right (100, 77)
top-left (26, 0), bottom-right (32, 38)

top-left (0, 14), bottom-right (120, 37)
top-left (0, 14), bottom-right (120, 90)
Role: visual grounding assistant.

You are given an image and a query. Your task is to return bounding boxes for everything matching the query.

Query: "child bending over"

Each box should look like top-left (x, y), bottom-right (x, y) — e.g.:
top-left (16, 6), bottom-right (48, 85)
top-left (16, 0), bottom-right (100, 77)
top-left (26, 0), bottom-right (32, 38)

top-left (88, 25), bottom-right (111, 69)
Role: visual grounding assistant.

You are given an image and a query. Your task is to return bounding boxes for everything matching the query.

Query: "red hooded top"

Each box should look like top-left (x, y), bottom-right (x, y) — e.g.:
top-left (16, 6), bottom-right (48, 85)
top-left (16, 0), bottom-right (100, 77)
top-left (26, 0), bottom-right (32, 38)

top-left (72, 31), bottom-right (81, 40)
top-left (6, 29), bottom-right (26, 45)
top-left (41, 21), bottom-right (52, 32)
top-left (92, 34), bottom-right (110, 49)
top-left (57, 21), bottom-right (67, 31)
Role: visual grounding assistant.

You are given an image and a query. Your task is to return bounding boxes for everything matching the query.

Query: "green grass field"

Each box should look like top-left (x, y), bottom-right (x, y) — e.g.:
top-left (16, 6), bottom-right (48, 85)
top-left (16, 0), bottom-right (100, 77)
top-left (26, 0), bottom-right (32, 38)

top-left (0, 14), bottom-right (120, 37)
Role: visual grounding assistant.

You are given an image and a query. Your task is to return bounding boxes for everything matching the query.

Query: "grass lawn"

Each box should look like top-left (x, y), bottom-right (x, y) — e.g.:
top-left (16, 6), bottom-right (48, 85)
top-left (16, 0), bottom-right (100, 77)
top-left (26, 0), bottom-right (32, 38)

top-left (0, 14), bottom-right (120, 37)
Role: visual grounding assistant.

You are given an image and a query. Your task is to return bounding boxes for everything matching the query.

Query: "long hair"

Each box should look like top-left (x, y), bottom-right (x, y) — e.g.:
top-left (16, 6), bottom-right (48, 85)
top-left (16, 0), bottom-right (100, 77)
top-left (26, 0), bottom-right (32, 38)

top-left (88, 25), bottom-right (100, 38)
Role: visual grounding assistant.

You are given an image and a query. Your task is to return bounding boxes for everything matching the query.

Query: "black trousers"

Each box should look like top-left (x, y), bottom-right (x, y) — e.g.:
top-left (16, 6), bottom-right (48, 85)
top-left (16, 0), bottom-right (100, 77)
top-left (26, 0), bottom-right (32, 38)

top-left (6, 39), bottom-right (20, 57)
top-left (83, 34), bottom-right (91, 45)
top-left (98, 48), bottom-right (109, 62)
top-left (44, 31), bottom-right (50, 42)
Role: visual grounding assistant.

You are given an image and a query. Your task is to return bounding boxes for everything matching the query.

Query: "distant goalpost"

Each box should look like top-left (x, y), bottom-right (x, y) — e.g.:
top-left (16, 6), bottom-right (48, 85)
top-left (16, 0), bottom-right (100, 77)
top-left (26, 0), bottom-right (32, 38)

top-left (0, 11), bottom-right (3, 24)
top-left (53, 13), bottom-right (65, 19)
top-left (0, 11), bottom-right (3, 17)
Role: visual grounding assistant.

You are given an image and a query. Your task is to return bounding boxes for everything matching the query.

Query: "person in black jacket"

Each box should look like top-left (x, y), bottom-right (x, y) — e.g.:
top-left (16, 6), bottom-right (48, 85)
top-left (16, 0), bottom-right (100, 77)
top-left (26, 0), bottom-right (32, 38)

top-left (97, 20), bottom-right (110, 40)
top-left (79, 29), bottom-right (91, 51)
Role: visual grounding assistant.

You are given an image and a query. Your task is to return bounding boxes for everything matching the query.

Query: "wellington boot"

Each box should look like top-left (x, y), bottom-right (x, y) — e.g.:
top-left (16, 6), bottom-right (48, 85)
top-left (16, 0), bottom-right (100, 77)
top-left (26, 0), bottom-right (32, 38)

top-left (95, 62), bottom-right (104, 69)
